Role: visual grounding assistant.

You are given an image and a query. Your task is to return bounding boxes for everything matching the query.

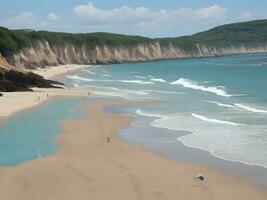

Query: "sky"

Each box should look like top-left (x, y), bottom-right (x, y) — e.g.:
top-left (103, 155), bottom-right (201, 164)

top-left (0, 0), bottom-right (266, 37)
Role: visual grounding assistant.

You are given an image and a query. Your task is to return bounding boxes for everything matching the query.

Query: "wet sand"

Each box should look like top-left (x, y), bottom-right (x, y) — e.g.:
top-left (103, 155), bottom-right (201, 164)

top-left (116, 110), bottom-right (267, 189)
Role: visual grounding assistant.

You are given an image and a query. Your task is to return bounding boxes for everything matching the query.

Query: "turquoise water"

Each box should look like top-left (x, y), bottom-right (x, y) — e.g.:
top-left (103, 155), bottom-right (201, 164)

top-left (65, 53), bottom-right (267, 168)
top-left (0, 97), bottom-right (85, 166)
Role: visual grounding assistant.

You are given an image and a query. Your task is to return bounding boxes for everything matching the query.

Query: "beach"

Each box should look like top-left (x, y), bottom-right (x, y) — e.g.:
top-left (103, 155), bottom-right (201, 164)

top-left (0, 100), bottom-right (265, 199)
top-left (30, 64), bottom-right (90, 79)
top-left (0, 62), bottom-right (267, 199)
top-left (0, 5), bottom-right (266, 199)
top-left (0, 64), bottom-right (89, 118)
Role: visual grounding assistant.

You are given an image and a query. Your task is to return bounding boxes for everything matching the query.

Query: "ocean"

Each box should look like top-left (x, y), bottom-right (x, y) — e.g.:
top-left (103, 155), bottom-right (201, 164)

top-left (0, 97), bottom-right (85, 166)
top-left (0, 53), bottom-right (267, 185)
top-left (65, 53), bottom-right (267, 169)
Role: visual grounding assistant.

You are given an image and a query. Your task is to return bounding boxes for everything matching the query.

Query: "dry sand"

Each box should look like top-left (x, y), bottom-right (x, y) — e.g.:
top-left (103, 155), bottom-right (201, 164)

top-left (0, 88), bottom-right (88, 118)
top-left (30, 64), bottom-right (90, 79)
top-left (0, 100), bottom-right (266, 200)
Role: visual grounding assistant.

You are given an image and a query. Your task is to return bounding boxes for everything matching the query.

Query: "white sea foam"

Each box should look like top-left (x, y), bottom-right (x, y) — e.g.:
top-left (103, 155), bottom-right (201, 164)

top-left (83, 69), bottom-right (111, 77)
top-left (147, 113), bottom-right (267, 167)
top-left (94, 91), bottom-right (130, 98)
top-left (134, 75), bottom-right (167, 83)
top-left (171, 78), bottom-right (231, 97)
top-left (177, 136), bottom-right (267, 169)
top-left (120, 80), bottom-right (155, 85)
top-left (101, 69), bottom-right (110, 74)
top-left (255, 62), bottom-right (267, 66)
top-left (192, 113), bottom-right (241, 126)
top-left (101, 86), bottom-right (148, 95)
top-left (205, 101), bottom-right (235, 108)
top-left (135, 109), bottom-right (167, 119)
top-left (83, 69), bottom-right (96, 75)
top-left (143, 90), bottom-right (185, 95)
top-left (66, 75), bottom-right (93, 82)
top-left (87, 86), bottom-right (148, 99)
top-left (67, 75), bottom-right (155, 85)
top-left (235, 104), bottom-right (267, 114)
top-left (135, 75), bottom-right (146, 79)
top-left (150, 77), bottom-right (167, 83)
top-left (204, 101), bottom-right (267, 114)
top-left (101, 74), bottom-right (111, 77)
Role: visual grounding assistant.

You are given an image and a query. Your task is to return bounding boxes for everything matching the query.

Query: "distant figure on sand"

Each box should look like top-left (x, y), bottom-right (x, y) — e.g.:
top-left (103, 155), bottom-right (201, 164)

top-left (196, 175), bottom-right (205, 181)
top-left (38, 96), bottom-right (40, 103)
top-left (106, 137), bottom-right (111, 143)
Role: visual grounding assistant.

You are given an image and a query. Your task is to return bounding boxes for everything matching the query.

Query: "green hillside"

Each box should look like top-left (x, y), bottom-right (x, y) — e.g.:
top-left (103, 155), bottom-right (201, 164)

top-left (191, 19), bottom-right (267, 47)
top-left (0, 19), bottom-right (267, 58)
top-left (0, 28), bottom-right (153, 57)
top-left (157, 19), bottom-right (267, 49)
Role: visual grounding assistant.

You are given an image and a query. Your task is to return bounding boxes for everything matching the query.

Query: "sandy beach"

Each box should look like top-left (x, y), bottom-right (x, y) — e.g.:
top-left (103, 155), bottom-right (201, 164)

top-left (30, 64), bottom-right (90, 79)
top-left (1, 64), bottom-right (267, 199)
top-left (0, 100), bottom-right (265, 200)
top-left (0, 64), bottom-right (89, 118)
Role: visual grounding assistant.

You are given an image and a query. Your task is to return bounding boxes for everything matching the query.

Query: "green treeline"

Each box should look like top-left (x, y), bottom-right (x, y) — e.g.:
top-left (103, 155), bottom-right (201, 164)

top-left (0, 19), bottom-right (267, 57)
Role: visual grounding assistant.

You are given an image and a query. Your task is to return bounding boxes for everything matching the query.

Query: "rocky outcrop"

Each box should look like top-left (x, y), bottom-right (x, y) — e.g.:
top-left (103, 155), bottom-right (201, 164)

top-left (0, 54), bottom-right (11, 69)
top-left (7, 41), bottom-right (267, 69)
top-left (0, 67), bottom-right (64, 92)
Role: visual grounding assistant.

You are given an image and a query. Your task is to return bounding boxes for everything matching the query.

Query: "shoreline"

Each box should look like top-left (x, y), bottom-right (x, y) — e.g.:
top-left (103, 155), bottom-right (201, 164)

top-left (0, 100), bottom-right (266, 199)
top-left (0, 64), bottom-right (90, 118)
top-left (115, 108), bottom-right (267, 189)
top-left (0, 63), bottom-right (266, 198)
top-left (29, 64), bottom-right (90, 79)
top-left (106, 102), bottom-right (267, 189)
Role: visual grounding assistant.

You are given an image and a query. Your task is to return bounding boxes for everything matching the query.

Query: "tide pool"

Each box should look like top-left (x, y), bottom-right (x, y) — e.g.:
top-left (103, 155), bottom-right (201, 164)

top-left (0, 97), bottom-right (85, 166)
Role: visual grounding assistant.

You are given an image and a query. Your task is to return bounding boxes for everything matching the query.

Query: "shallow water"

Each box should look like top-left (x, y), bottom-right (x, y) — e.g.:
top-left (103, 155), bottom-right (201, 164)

top-left (0, 97), bottom-right (85, 166)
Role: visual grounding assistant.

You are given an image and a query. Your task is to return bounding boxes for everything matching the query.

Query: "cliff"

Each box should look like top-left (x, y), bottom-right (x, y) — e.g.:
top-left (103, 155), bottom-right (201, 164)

top-left (10, 42), bottom-right (267, 69)
top-left (0, 66), bottom-right (64, 93)
top-left (1, 19), bottom-right (267, 69)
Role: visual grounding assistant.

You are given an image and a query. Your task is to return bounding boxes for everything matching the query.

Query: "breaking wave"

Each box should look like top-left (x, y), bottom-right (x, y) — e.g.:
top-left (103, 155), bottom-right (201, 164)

top-left (150, 77), bottom-right (167, 83)
top-left (171, 78), bottom-right (231, 97)
top-left (83, 69), bottom-right (96, 75)
top-left (205, 101), bottom-right (235, 108)
top-left (192, 113), bottom-right (241, 126)
top-left (66, 75), bottom-right (93, 82)
top-left (135, 75), bottom-right (146, 79)
top-left (234, 104), bottom-right (267, 114)
top-left (120, 80), bottom-right (155, 85)
top-left (135, 109), bottom-right (168, 119)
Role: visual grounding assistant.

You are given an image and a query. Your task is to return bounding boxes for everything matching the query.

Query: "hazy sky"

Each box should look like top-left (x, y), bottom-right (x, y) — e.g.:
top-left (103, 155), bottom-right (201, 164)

top-left (1, 0), bottom-right (266, 37)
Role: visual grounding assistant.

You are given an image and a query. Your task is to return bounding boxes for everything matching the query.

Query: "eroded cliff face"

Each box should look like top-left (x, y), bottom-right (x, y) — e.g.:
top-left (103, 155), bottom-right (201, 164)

top-left (7, 41), bottom-right (267, 69)
top-left (0, 66), bottom-right (64, 92)
top-left (0, 54), bottom-right (12, 69)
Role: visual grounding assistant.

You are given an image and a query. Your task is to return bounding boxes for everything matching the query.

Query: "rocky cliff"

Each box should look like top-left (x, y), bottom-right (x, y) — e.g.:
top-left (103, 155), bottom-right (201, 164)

top-left (1, 19), bottom-right (267, 69)
top-left (8, 41), bottom-right (267, 69)
top-left (0, 66), bottom-right (64, 93)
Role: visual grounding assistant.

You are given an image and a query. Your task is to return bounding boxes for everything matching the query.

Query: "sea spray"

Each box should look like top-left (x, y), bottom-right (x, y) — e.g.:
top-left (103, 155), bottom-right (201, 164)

top-left (171, 78), bottom-right (231, 97)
